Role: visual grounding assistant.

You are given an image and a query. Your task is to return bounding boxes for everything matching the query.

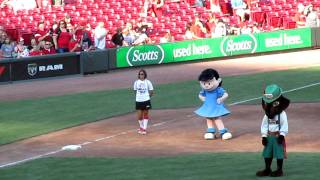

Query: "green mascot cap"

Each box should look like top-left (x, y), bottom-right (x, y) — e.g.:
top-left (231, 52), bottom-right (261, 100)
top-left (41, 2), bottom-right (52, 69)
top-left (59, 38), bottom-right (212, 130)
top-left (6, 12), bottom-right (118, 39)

top-left (263, 84), bottom-right (282, 103)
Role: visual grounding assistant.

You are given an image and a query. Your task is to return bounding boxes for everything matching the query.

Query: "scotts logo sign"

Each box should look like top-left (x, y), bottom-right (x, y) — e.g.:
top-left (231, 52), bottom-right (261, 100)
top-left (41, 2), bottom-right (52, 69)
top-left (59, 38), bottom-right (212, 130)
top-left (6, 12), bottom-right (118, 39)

top-left (126, 45), bottom-right (164, 66)
top-left (220, 34), bottom-right (257, 56)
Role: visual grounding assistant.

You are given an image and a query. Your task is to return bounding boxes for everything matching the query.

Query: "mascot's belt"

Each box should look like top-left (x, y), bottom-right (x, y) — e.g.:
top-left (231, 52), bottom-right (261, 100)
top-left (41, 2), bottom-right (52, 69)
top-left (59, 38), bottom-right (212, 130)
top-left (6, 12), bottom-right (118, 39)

top-left (268, 131), bottom-right (280, 136)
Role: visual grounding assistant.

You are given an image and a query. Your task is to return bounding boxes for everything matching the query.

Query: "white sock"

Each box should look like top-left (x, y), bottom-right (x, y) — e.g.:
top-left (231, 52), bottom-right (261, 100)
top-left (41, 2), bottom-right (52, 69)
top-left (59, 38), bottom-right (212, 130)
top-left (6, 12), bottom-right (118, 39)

top-left (138, 120), bottom-right (143, 129)
top-left (143, 119), bottom-right (149, 130)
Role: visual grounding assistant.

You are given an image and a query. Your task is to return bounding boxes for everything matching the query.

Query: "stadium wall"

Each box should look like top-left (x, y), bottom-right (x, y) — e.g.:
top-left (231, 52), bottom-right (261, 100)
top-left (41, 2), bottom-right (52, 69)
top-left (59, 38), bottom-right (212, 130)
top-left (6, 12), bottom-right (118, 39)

top-left (0, 27), bottom-right (318, 83)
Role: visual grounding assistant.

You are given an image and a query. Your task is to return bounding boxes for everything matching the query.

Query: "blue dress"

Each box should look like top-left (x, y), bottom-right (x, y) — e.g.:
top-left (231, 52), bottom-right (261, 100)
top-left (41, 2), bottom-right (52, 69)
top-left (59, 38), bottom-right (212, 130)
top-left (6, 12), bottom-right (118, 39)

top-left (194, 87), bottom-right (230, 118)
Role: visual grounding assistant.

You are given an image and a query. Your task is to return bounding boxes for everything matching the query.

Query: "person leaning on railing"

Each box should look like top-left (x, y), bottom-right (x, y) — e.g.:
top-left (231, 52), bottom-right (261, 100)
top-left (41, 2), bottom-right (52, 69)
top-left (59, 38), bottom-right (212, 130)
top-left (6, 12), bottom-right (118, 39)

top-left (0, 36), bottom-right (14, 59)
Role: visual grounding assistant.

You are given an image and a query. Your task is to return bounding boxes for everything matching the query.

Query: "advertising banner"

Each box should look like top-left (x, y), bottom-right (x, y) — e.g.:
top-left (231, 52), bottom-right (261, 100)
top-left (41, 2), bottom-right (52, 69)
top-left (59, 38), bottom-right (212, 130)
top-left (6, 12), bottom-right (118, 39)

top-left (116, 28), bottom-right (313, 68)
top-left (219, 34), bottom-right (258, 56)
top-left (11, 54), bottom-right (80, 81)
top-left (172, 38), bottom-right (223, 62)
top-left (257, 28), bottom-right (312, 52)
top-left (116, 44), bottom-right (173, 68)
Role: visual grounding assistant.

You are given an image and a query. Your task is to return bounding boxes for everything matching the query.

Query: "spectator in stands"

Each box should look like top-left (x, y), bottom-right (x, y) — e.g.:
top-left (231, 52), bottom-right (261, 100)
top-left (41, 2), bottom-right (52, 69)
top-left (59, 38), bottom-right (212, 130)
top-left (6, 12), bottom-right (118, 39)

top-left (0, 25), bottom-right (4, 33)
top-left (208, 0), bottom-right (221, 13)
top-left (132, 26), bottom-right (149, 46)
top-left (28, 37), bottom-right (42, 56)
top-left (0, 27), bottom-right (6, 49)
top-left (212, 19), bottom-right (227, 37)
top-left (37, 0), bottom-right (52, 8)
top-left (184, 23), bottom-right (195, 40)
top-left (68, 35), bottom-right (81, 52)
top-left (228, 24), bottom-right (241, 35)
top-left (231, 0), bottom-right (249, 22)
top-left (141, 0), bottom-right (164, 17)
top-left (159, 30), bottom-right (173, 43)
top-left (36, 0), bottom-right (51, 8)
top-left (41, 40), bottom-right (56, 55)
top-left (0, 0), bottom-right (37, 12)
top-left (81, 31), bottom-right (94, 51)
top-left (55, 20), bottom-right (72, 53)
top-left (294, 3), bottom-right (306, 28)
top-left (194, 0), bottom-right (205, 7)
top-left (205, 13), bottom-right (217, 34)
top-left (74, 21), bottom-right (87, 43)
top-left (141, 0), bottom-right (150, 17)
top-left (35, 21), bottom-right (52, 49)
top-left (123, 23), bottom-right (136, 46)
top-left (0, 36), bottom-right (14, 58)
top-left (54, 0), bottom-right (63, 6)
top-left (13, 37), bottom-right (29, 58)
top-left (252, 22), bottom-right (261, 33)
top-left (151, 0), bottom-right (164, 17)
top-left (29, 37), bottom-right (39, 50)
top-left (94, 22), bottom-right (107, 50)
top-left (64, 0), bottom-right (75, 5)
top-left (191, 15), bottom-right (208, 38)
top-left (111, 28), bottom-right (125, 47)
top-left (304, 4), bottom-right (320, 28)
top-left (85, 23), bottom-right (93, 34)
top-left (64, 15), bottom-right (74, 26)
top-left (66, 23), bottom-right (75, 34)
top-left (240, 23), bottom-right (252, 34)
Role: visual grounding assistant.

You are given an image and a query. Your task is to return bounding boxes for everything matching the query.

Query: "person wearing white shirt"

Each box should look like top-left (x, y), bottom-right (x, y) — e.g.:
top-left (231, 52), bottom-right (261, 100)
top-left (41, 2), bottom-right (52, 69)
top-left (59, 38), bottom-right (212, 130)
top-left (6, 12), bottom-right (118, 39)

top-left (133, 69), bottom-right (154, 135)
top-left (94, 22), bottom-right (107, 50)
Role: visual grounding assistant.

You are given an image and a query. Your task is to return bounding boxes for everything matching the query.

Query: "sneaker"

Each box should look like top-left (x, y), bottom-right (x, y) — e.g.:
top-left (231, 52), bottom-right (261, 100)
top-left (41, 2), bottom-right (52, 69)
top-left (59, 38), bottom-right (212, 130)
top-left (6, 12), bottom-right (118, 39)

top-left (270, 169), bottom-right (283, 177)
top-left (138, 128), bottom-right (147, 135)
top-left (140, 129), bottom-right (147, 135)
top-left (256, 169), bottom-right (271, 177)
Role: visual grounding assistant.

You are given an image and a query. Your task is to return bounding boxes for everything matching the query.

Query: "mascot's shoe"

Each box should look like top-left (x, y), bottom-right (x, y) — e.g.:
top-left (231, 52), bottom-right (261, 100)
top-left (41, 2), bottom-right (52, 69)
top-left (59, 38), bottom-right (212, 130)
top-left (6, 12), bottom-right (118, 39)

top-left (256, 169), bottom-right (271, 177)
top-left (204, 128), bottom-right (216, 140)
top-left (270, 170), bottom-right (283, 177)
top-left (204, 132), bottom-right (216, 140)
top-left (219, 128), bottom-right (232, 140)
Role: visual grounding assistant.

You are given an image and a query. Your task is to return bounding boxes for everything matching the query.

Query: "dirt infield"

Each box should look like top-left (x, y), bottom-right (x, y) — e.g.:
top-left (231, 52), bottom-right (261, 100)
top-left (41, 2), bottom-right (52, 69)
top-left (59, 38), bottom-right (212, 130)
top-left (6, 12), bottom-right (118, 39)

top-left (0, 103), bottom-right (319, 166)
top-left (0, 49), bottom-right (320, 167)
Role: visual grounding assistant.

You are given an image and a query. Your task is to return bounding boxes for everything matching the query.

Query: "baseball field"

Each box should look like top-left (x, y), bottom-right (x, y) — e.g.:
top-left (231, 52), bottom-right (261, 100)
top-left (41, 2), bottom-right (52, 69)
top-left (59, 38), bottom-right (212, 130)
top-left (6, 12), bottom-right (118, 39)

top-left (0, 49), bottom-right (320, 179)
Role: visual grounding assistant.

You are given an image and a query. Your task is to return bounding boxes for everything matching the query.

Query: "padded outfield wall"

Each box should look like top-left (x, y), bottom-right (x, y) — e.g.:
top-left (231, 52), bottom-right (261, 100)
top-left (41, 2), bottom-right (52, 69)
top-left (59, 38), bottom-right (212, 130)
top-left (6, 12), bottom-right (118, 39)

top-left (0, 27), bottom-right (317, 83)
top-left (116, 28), bottom-right (313, 68)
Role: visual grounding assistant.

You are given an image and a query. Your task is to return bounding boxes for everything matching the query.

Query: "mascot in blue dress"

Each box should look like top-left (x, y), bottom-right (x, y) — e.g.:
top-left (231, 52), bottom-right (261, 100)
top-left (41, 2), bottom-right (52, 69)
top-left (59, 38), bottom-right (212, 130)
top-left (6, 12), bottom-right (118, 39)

top-left (195, 68), bottom-right (232, 140)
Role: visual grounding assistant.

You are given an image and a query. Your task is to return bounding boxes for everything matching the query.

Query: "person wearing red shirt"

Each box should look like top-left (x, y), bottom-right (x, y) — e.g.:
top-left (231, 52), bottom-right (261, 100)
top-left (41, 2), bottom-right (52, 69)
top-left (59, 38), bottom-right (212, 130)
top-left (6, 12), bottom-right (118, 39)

top-left (74, 21), bottom-right (87, 43)
top-left (55, 20), bottom-right (72, 53)
top-left (34, 21), bottom-right (52, 47)
top-left (68, 36), bottom-right (81, 52)
top-left (41, 41), bottom-right (56, 55)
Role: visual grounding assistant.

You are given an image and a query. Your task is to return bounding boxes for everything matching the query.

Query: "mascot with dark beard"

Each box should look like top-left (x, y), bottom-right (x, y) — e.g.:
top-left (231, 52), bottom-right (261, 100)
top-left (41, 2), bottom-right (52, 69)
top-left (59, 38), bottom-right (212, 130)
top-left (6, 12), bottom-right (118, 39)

top-left (256, 84), bottom-right (290, 177)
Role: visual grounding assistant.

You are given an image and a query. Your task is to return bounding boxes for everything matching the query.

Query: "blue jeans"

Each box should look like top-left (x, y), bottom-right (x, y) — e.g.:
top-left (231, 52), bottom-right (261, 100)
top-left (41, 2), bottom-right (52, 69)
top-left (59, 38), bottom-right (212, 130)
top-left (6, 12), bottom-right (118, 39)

top-left (57, 48), bottom-right (69, 53)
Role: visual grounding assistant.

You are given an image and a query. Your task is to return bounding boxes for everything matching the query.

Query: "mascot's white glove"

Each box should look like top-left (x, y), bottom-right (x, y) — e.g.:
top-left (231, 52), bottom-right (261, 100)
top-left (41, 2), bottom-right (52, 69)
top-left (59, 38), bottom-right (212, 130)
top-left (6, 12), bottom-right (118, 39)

top-left (217, 98), bottom-right (223, 104)
top-left (199, 94), bottom-right (206, 102)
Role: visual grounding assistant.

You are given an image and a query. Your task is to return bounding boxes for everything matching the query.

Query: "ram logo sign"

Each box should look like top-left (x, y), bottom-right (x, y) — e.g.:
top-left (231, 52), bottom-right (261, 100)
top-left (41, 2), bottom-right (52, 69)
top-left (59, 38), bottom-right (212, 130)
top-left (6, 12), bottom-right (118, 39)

top-left (220, 34), bottom-right (257, 56)
top-left (27, 63), bottom-right (38, 76)
top-left (126, 45), bottom-right (164, 66)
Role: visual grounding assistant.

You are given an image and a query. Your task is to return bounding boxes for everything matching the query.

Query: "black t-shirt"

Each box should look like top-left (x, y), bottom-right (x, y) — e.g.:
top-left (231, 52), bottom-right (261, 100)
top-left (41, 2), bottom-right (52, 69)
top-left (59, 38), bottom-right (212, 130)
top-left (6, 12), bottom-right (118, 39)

top-left (111, 33), bottom-right (124, 46)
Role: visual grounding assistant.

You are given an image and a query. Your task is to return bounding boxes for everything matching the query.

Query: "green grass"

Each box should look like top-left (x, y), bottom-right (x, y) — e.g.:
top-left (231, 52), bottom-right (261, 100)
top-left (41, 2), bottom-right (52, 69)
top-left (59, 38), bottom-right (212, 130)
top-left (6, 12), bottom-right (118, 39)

top-left (0, 66), bottom-right (320, 145)
top-left (0, 153), bottom-right (319, 180)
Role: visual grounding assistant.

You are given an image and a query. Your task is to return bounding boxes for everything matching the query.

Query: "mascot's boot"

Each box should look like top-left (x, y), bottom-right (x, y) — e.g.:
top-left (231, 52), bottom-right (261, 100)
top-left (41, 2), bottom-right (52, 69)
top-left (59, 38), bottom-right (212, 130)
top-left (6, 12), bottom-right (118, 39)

top-left (270, 159), bottom-right (284, 177)
top-left (256, 158), bottom-right (272, 177)
top-left (204, 128), bottom-right (216, 140)
top-left (219, 128), bottom-right (232, 140)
